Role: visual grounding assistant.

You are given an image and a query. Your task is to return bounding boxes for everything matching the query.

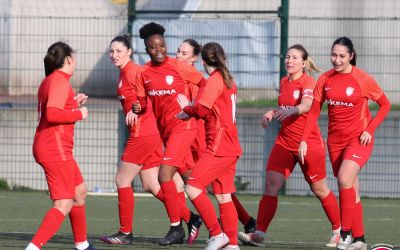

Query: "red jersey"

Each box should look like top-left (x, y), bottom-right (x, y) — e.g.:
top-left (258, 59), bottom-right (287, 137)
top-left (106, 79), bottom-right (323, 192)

top-left (198, 70), bottom-right (242, 156)
top-left (313, 66), bottom-right (383, 149)
top-left (136, 57), bottom-right (203, 138)
top-left (33, 70), bottom-right (82, 163)
top-left (276, 73), bottom-right (324, 151)
top-left (117, 61), bottom-right (158, 137)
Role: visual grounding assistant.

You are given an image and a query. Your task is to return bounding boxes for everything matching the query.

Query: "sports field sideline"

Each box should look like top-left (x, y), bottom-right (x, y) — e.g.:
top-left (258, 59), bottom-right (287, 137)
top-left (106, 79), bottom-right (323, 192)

top-left (0, 191), bottom-right (398, 249)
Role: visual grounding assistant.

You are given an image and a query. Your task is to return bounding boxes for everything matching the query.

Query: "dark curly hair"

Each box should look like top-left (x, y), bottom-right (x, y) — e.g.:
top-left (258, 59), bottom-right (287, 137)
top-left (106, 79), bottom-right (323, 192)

top-left (139, 22), bottom-right (165, 41)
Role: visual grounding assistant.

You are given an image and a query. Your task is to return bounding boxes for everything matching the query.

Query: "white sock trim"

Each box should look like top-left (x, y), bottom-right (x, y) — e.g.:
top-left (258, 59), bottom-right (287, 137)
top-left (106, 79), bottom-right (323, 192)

top-left (75, 240), bottom-right (89, 250)
top-left (25, 243), bottom-right (40, 250)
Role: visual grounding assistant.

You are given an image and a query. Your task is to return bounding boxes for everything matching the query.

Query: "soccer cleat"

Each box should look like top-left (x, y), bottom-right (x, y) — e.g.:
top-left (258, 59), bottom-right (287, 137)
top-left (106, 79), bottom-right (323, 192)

top-left (326, 231), bottom-right (340, 248)
top-left (99, 231), bottom-right (133, 244)
top-left (159, 224), bottom-right (185, 246)
top-left (244, 217), bottom-right (256, 234)
top-left (238, 231), bottom-right (265, 247)
top-left (222, 245), bottom-right (241, 250)
top-left (205, 233), bottom-right (229, 250)
top-left (348, 241), bottom-right (367, 250)
top-left (336, 231), bottom-right (352, 250)
top-left (187, 212), bottom-right (203, 245)
top-left (75, 243), bottom-right (96, 250)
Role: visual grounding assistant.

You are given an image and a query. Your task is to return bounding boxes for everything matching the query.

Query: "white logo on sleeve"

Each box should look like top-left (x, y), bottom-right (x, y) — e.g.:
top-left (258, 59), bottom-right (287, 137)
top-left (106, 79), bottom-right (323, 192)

top-left (309, 174), bottom-right (319, 180)
top-left (352, 154), bottom-right (362, 159)
top-left (144, 79), bottom-right (151, 84)
top-left (293, 90), bottom-right (300, 100)
top-left (346, 87), bottom-right (354, 96)
top-left (166, 75), bottom-right (174, 85)
top-left (163, 157), bottom-right (172, 161)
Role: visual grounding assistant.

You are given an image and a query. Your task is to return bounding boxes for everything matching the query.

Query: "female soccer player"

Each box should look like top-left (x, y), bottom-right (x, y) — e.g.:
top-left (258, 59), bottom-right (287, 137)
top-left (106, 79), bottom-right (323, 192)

top-left (100, 35), bottom-right (202, 245)
top-left (176, 42), bottom-right (242, 250)
top-left (176, 39), bottom-right (256, 235)
top-left (238, 44), bottom-right (341, 248)
top-left (299, 37), bottom-right (391, 250)
top-left (133, 22), bottom-right (203, 246)
top-left (26, 42), bottom-right (95, 250)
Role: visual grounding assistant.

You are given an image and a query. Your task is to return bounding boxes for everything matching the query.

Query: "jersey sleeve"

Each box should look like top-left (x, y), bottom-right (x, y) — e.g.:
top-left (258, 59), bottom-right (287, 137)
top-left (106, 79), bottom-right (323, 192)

top-left (301, 76), bottom-right (316, 101)
top-left (312, 74), bottom-right (326, 103)
top-left (46, 77), bottom-right (82, 123)
top-left (197, 75), bottom-right (224, 109)
top-left (175, 60), bottom-right (203, 85)
top-left (360, 74), bottom-right (384, 101)
top-left (134, 70), bottom-right (146, 98)
top-left (122, 70), bottom-right (139, 113)
top-left (47, 77), bottom-right (69, 109)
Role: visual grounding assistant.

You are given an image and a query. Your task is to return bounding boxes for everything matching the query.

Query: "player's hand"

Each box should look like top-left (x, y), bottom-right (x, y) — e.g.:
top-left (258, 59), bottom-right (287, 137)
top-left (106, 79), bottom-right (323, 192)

top-left (76, 93), bottom-right (88, 106)
top-left (176, 94), bottom-right (190, 109)
top-left (298, 141), bottom-right (308, 164)
top-left (274, 107), bottom-right (297, 121)
top-left (360, 131), bottom-right (372, 146)
top-left (79, 107), bottom-right (88, 120)
top-left (125, 110), bottom-right (138, 126)
top-left (175, 111), bottom-right (190, 120)
top-left (261, 110), bottom-right (274, 128)
top-left (132, 100), bottom-right (141, 114)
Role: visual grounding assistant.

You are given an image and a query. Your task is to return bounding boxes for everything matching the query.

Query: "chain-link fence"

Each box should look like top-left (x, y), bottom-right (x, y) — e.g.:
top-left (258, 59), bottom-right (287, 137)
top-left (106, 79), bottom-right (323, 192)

top-left (1, 14), bottom-right (399, 198)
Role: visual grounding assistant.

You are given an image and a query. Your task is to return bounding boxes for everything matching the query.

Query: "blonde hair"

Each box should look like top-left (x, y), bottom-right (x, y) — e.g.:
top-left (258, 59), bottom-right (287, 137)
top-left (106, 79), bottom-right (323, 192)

top-left (288, 44), bottom-right (322, 76)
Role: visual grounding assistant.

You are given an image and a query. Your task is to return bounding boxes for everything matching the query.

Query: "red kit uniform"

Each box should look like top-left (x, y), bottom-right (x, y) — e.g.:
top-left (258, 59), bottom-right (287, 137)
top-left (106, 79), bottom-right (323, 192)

top-left (305, 67), bottom-right (385, 176)
top-left (268, 73), bottom-right (326, 183)
top-left (33, 70), bottom-right (83, 199)
top-left (186, 70), bottom-right (242, 194)
top-left (117, 61), bottom-right (162, 169)
top-left (136, 56), bottom-right (203, 171)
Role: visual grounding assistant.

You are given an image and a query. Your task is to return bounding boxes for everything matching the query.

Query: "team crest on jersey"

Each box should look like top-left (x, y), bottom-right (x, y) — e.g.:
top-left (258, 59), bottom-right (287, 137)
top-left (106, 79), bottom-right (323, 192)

top-left (118, 80), bottom-right (122, 88)
top-left (166, 75), bottom-right (174, 85)
top-left (293, 90), bottom-right (300, 100)
top-left (346, 87), bottom-right (354, 96)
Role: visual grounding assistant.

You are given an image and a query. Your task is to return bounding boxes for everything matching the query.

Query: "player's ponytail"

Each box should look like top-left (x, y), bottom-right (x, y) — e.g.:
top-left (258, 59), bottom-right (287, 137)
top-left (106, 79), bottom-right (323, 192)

top-left (332, 36), bottom-right (357, 66)
top-left (201, 42), bottom-right (233, 89)
top-left (287, 44), bottom-right (322, 76)
top-left (44, 42), bottom-right (74, 76)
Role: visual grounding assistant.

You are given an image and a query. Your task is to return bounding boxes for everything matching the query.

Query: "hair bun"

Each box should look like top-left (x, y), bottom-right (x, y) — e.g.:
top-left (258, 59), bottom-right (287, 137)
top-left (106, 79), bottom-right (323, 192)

top-left (139, 22), bottom-right (165, 40)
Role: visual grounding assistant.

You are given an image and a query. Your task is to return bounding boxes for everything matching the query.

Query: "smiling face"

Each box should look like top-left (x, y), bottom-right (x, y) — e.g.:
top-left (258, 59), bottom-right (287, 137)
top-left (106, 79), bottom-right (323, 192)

top-left (145, 34), bottom-right (167, 65)
top-left (285, 48), bottom-right (305, 80)
top-left (331, 44), bottom-right (354, 73)
top-left (176, 42), bottom-right (198, 65)
top-left (109, 41), bottom-right (132, 68)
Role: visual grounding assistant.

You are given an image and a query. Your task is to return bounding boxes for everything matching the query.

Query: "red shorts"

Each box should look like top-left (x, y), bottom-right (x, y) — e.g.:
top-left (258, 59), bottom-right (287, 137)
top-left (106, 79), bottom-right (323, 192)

top-left (267, 143), bottom-right (326, 184)
top-left (162, 129), bottom-right (197, 173)
top-left (328, 137), bottom-right (373, 177)
top-left (188, 152), bottom-right (238, 194)
top-left (40, 159), bottom-right (84, 200)
top-left (121, 134), bottom-right (162, 170)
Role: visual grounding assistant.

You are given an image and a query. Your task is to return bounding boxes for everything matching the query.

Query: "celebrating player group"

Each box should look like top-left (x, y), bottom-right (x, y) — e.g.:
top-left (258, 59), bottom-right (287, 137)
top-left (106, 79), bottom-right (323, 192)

top-left (26, 22), bottom-right (390, 250)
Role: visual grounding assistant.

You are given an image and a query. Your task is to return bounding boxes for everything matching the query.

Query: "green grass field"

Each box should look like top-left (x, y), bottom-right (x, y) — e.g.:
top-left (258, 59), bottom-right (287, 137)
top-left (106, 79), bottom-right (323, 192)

top-left (0, 191), bottom-right (399, 250)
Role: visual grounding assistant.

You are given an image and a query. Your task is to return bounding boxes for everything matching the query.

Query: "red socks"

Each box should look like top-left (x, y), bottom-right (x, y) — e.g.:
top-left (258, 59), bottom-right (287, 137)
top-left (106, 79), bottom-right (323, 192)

top-left (339, 187), bottom-right (356, 231)
top-left (351, 201), bottom-right (364, 237)
top-left (118, 187), bottom-right (134, 233)
top-left (160, 180), bottom-right (181, 224)
top-left (178, 191), bottom-right (191, 223)
top-left (256, 195), bottom-right (278, 232)
top-left (319, 191), bottom-right (341, 230)
top-left (31, 208), bottom-right (65, 248)
top-left (219, 201), bottom-right (238, 245)
top-left (69, 205), bottom-right (87, 243)
top-left (231, 194), bottom-right (251, 225)
top-left (191, 192), bottom-right (222, 237)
